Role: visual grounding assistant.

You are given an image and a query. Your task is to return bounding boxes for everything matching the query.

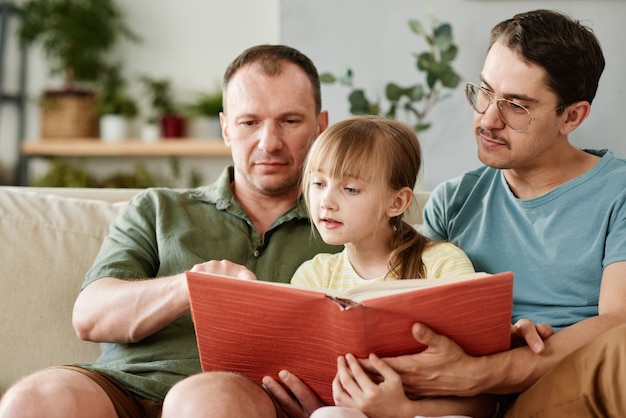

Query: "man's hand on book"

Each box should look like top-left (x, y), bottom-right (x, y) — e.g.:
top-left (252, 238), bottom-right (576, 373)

top-left (262, 370), bottom-right (324, 417)
top-left (190, 259), bottom-right (257, 281)
top-left (510, 319), bottom-right (553, 353)
top-left (361, 322), bottom-right (480, 398)
top-left (363, 321), bottom-right (554, 399)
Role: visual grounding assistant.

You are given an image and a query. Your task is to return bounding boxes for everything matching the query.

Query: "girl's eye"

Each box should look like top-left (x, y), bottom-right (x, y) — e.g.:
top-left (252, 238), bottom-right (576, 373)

top-left (345, 187), bottom-right (358, 194)
top-left (312, 181), bottom-right (325, 188)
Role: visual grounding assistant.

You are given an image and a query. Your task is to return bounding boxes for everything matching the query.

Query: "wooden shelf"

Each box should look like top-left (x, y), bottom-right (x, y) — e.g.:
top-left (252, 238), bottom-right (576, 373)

top-left (21, 139), bottom-right (231, 158)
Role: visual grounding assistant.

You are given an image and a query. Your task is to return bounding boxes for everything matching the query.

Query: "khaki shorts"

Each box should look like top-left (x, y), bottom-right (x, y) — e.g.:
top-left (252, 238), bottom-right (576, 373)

top-left (56, 365), bottom-right (162, 418)
top-left (58, 365), bottom-right (287, 418)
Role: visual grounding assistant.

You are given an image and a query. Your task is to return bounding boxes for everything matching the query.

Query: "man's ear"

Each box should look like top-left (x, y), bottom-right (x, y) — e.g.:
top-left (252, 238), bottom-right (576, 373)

top-left (386, 187), bottom-right (413, 218)
top-left (560, 101), bottom-right (591, 135)
top-left (220, 112), bottom-right (231, 147)
top-left (317, 111), bottom-right (329, 135)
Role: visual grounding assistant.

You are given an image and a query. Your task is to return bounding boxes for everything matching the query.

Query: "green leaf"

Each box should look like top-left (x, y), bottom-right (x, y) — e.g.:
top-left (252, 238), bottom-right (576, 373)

top-left (440, 70), bottom-right (462, 89)
top-left (348, 89), bottom-right (374, 115)
top-left (319, 73), bottom-right (336, 84)
top-left (416, 52), bottom-right (433, 72)
top-left (408, 85), bottom-right (425, 101)
top-left (427, 72), bottom-right (438, 89)
top-left (408, 19), bottom-right (425, 35)
top-left (415, 122), bottom-right (432, 132)
top-left (386, 103), bottom-right (398, 119)
top-left (434, 23), bottom-right (453, 52)
top-left (440, 44), bottom-right (458, 63)
top-left (385, 83), bottom-right (404, 101)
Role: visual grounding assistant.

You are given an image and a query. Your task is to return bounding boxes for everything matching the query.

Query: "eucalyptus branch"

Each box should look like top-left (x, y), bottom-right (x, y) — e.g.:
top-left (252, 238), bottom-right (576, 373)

top-left (320, 15), bottom-right (461, 134)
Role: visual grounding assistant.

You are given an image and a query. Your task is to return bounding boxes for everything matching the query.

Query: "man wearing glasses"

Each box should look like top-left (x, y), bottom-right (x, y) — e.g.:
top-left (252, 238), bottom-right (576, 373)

top-left (402, 8), bottom-right (626, 417)
top-left (267, 9), bottom-right (626, 418)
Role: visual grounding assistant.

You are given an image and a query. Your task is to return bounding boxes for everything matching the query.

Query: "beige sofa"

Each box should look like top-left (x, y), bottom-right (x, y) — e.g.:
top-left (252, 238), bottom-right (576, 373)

top-left (0, 186), bottom-right (428, 396)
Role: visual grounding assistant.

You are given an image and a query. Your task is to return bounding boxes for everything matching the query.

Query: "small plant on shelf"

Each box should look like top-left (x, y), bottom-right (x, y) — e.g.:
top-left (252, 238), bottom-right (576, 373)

top-left (186, 90), bottom-right (223, 118)
top-left (139, 75), bottom-right (186, 138)
top-left (96, 65), bottom-right (138, 119)
top-left (17, 0), bottom-right (139, 138)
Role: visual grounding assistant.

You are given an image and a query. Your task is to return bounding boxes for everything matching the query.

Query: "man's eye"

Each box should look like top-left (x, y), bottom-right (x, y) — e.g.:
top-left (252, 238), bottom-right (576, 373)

top-left (503, 101), bottom-right (527, 114)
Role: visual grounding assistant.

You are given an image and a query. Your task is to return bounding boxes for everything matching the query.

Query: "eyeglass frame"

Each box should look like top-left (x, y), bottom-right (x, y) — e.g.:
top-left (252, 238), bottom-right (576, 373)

top-left (465, 82), bottom-right (568, 133)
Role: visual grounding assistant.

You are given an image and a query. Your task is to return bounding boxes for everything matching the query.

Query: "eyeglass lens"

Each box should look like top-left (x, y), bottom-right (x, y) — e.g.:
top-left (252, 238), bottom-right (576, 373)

top-left (466, 83), bottom-right (531, 132)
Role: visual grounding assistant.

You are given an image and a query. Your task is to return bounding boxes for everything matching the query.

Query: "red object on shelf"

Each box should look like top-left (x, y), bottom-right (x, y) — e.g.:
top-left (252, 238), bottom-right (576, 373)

top-left (161, 114), bottom-right (186, 138)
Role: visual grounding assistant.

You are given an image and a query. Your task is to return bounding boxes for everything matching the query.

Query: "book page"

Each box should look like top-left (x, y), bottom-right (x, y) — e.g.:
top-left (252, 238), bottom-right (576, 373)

top-left (200, 271), bottom-right (492, 303)
top-left (321, 271), bottom-right (490, 302)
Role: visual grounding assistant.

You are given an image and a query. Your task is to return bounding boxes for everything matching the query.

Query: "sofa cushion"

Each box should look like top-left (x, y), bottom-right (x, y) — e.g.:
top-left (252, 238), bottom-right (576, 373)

top-left (0, 188), bottom-right (128, 394)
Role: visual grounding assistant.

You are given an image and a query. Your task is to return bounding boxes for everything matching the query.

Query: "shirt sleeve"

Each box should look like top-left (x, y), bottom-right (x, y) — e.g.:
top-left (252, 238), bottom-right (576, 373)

top-left (423, 242), bottom-right (475, 278)
top-left (82, 190), bottom-right (160, 289)
top-left (291, 254), bottom-right (334, 289)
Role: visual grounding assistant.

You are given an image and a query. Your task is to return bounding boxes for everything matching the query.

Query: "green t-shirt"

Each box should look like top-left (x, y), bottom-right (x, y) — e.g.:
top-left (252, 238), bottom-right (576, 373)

top-left (79, 167), bottom-right (342, 401)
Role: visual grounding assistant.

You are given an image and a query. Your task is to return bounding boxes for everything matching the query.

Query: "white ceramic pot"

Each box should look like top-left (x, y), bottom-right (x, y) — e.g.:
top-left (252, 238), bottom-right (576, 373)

top-left (100, 114), bottom-right (129, 142)
top-left (141, 122), bottom-right (160, 142)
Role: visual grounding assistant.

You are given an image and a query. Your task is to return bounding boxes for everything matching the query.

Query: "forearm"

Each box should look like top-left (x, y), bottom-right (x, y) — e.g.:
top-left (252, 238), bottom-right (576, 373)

top-left (72, 274), bottom-right (189, 343)
top-left (477, 312), bottom-right (626, 395)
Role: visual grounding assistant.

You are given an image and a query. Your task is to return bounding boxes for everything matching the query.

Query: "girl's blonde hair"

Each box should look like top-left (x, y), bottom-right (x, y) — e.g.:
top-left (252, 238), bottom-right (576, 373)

top-left (303, 115), bottom-right (429, 279)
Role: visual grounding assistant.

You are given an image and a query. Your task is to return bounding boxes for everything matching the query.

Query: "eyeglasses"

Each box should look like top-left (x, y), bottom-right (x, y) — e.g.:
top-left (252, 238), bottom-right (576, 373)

top-left (465, 82), bottom-right (567, 133)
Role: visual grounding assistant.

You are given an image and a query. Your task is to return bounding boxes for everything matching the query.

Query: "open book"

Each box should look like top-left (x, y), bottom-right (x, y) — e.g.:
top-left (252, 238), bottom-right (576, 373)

top-left (187, 270), bottom-right (514, 405)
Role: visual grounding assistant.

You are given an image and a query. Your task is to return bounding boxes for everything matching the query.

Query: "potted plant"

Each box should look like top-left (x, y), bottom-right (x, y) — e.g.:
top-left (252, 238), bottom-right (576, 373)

top-left (17, 0), bottom-right (138, 139)
top-left (186, 89), bottom-right (223, 139)
top-left (96, 64), bottom-right (138, 142)
top-left (321, 15), bottom-right (461, 133)
top-left (139, 75), bottom-right (186, 140)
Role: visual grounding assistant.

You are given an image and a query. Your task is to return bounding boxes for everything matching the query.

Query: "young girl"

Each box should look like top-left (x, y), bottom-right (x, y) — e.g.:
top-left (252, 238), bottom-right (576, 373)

top-left (294, 115), bottom-right (495, 418)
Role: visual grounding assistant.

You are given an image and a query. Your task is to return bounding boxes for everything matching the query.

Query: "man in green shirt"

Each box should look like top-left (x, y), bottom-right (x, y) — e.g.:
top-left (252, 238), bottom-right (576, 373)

top-left (0, 45), bottom-right (340, 418)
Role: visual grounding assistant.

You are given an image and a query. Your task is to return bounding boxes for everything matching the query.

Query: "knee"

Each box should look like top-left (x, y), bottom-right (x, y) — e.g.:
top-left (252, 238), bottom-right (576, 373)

top-left (0, 376), bottom-right (52, 417)
top-left (163, 372), bottom-right (276, 418)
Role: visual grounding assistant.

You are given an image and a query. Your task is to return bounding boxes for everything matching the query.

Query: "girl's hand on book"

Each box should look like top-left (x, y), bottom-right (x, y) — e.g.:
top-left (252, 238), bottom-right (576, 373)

top-left (190, 259), bottom-right (257, 280)
top-left (332, 353), bottom-right (413, 417)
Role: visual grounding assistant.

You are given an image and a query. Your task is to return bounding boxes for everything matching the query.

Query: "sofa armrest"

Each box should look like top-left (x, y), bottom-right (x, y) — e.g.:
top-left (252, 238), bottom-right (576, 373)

top-left (0, 187), bottom-right (134, 394)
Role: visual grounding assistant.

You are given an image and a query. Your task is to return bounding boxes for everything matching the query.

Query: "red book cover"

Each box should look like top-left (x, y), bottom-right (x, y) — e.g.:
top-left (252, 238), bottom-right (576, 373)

top-left (187, 270), bottom-right (513, 405)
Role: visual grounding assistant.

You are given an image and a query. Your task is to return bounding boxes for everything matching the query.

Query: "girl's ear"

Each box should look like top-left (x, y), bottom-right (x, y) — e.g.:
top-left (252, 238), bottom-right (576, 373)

top-left (386, 187), bottom-right (413, 218)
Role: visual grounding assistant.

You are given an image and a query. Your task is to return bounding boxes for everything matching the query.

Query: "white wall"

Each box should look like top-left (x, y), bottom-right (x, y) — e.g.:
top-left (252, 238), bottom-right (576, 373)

top-left (1, 0), bottom-right (279, 185)
top-left (280, 0), bottom-right (626, 190)
top-left (2, 0), bottom-right (625, 189)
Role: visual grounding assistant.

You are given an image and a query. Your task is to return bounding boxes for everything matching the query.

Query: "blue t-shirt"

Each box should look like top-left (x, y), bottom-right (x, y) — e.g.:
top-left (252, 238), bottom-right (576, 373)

top-left (423, 149), bottom-right (626, 329)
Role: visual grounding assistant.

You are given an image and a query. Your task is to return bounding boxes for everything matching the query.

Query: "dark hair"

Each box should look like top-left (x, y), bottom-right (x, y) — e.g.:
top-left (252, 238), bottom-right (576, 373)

top-left (223, 44), bottom-right (322, 114)
top-left (489, 9), bottom-right (605, 107)
top-left (303, 115), bottom-right (430, 279)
